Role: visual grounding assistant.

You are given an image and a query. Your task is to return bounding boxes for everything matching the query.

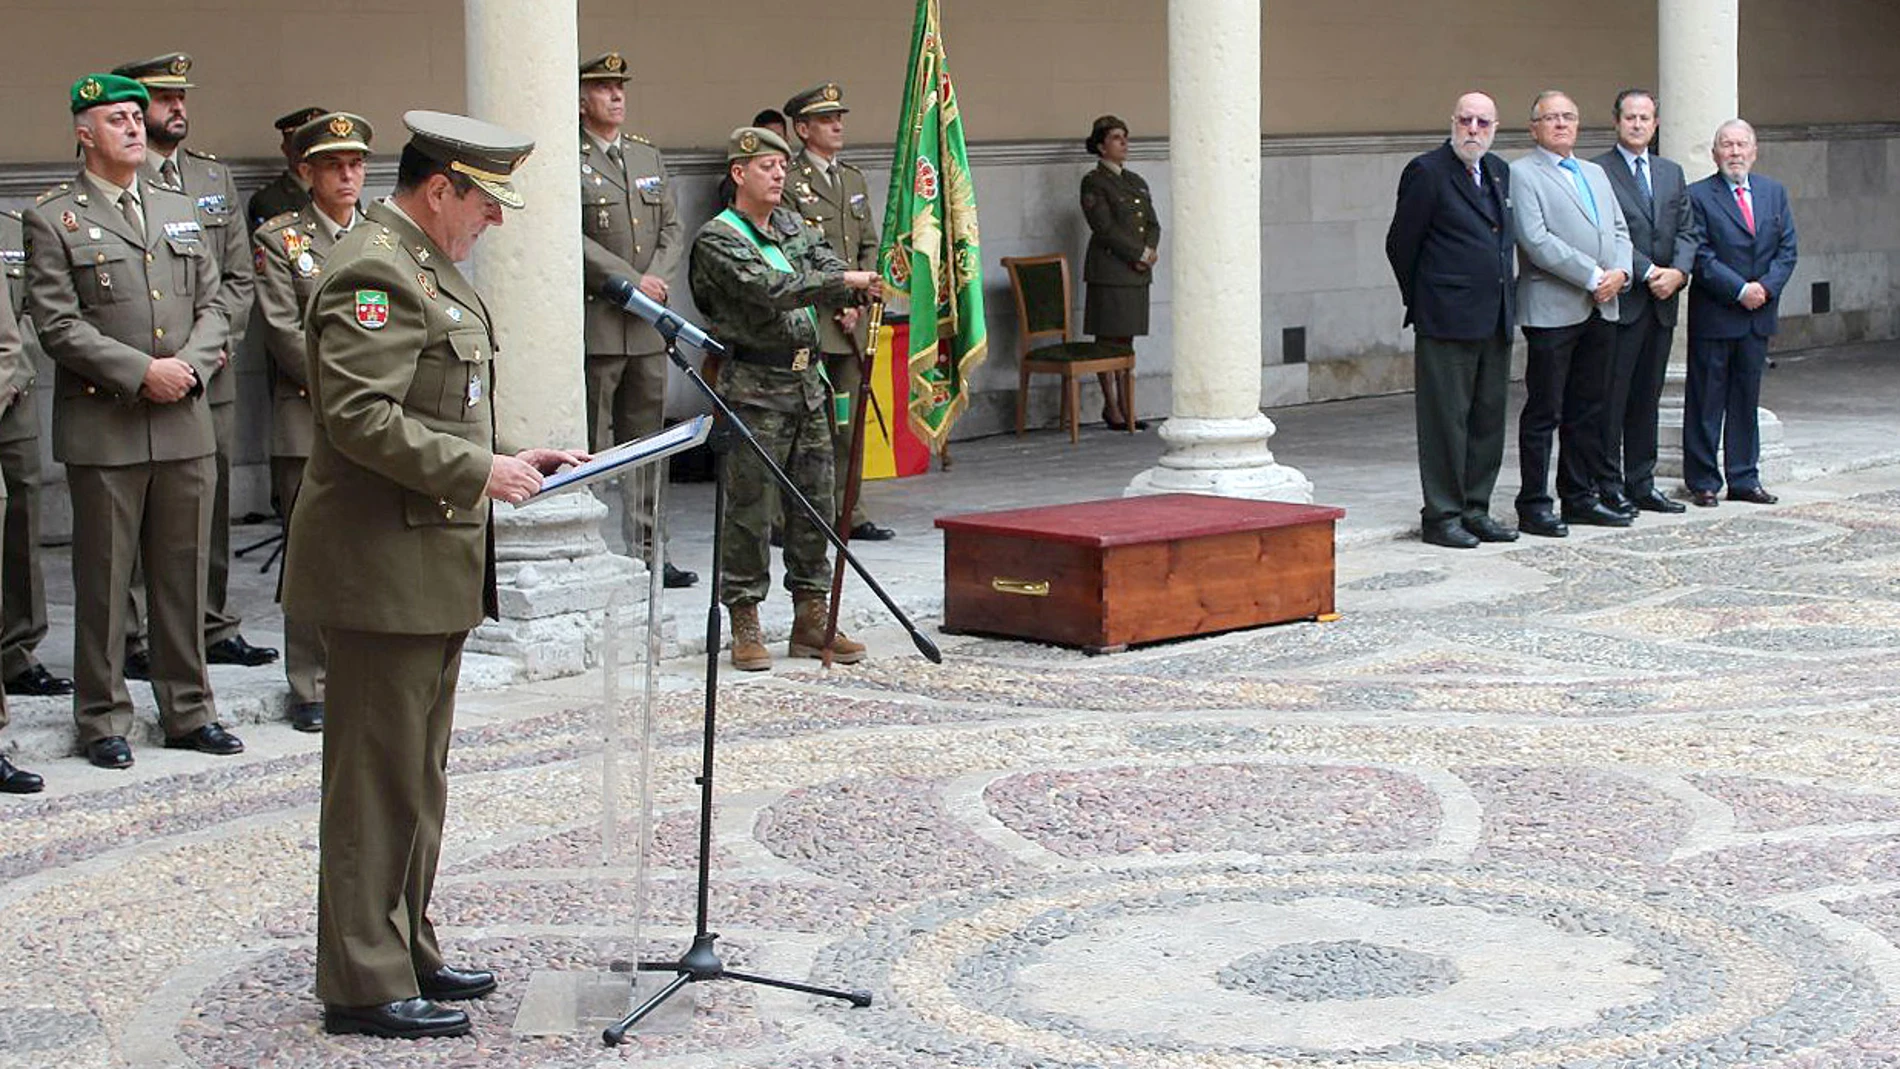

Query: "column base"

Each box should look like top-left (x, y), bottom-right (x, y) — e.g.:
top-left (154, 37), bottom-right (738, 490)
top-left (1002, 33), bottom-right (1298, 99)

top-left (1124, 412), bottom-right (1313, 502)
top-left (468, 491), bottom-right (650, 681)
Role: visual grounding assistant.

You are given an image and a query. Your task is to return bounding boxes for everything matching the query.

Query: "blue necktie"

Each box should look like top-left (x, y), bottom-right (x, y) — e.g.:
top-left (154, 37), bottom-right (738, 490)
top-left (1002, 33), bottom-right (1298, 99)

top-left (1558, 156), bottom-right (1599, 225)
top-left (1634, 155), bottom-right (1653, 205)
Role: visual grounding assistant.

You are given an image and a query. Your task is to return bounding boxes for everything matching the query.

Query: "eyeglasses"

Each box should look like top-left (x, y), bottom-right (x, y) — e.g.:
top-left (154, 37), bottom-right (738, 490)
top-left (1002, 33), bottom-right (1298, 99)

top-left (1453, 115), bottom-right (1495, 130)
top-left (1535, 112), bottom-right (1580, 125)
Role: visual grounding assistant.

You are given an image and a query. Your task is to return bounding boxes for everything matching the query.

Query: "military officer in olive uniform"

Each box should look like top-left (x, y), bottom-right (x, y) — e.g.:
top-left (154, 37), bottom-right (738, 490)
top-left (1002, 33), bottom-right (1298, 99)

top-left (284, 112), bottom-right (583, 1041)
top-left (1080, 114), bottom-right (1160, 430)
top-left (576, 51), bottom-right (695, 588)
top-left (0, 212), bottom-right (71, 700)
top-left (0, 246), bottom-right (44, 794)
top-left (253, 112), bottom-right (373, 734)
top-left (247, 105), bottom-right (327, 230)
top-left (690, 127), bottom-right (881, 671)
top-left (115, 52), bottom-right (277, 674)
top-left (785, 83), bottom-right (894, 542)
top-left (24, 74), bottom-right (244, 769)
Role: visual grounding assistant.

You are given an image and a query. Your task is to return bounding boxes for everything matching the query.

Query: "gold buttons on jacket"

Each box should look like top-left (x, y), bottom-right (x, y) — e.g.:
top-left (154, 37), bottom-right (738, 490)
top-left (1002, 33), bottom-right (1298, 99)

top-left (145, 253), bottom-right (155, 264)
top-left (150, 289), bottom-right (161, 300)
top-left (153, 327), bottom-right (165, 340)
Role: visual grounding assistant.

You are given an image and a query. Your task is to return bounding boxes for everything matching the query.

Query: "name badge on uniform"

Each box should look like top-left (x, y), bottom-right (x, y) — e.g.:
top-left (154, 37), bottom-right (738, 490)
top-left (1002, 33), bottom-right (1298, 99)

top-left (467, 375), bottom-right (482, 407)
top-left (635, 175), bottom-right (663, 196)
top-left (849, 192), bottom-right (866, 207)
top-left (195, 193), bottom-right (231, 217)
top-left (164, 220), bottom-right (204, 242)
top-left (0, 251), bottom-right (22, 266)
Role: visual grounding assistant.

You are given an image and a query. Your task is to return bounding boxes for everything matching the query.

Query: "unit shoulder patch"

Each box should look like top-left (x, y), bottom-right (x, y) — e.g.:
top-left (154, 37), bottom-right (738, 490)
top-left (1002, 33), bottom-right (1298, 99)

top-left (353, 289), bottom-right (390, 330)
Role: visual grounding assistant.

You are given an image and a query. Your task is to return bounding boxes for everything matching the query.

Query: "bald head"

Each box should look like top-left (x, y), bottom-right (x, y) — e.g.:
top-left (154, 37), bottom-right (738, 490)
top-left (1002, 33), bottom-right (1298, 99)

top-left (1449, 92), bottom-right (1498, 164)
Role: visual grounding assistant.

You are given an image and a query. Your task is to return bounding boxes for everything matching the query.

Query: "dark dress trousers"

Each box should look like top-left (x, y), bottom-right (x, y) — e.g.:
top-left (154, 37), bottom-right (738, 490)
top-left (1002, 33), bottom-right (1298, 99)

top-left (1591, 147), bottom-right (1698, 500)
top-left (1684, 173), bottom-right (1798, 494)
top-left (1384, 141), bottom-right (1515, 525)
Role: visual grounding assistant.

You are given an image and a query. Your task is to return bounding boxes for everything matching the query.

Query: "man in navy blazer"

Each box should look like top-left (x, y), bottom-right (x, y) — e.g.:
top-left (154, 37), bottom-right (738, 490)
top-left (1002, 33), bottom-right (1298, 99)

top-left (1385, 91), bottom-right (1518, 549)
top-left (1684, 118), bottom-right (1798, 507)
top-left (1592, 89), bottom-right (1698, 516)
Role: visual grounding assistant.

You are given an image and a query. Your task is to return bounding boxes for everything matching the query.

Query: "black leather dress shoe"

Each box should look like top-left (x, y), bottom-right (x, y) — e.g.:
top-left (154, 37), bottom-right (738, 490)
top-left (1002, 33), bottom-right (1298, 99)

top-left (1518, 511), bottom-right (1569, 538)
top-left (163, 723), bottom-right (245, 756)
top-left (4, 664), bottom-right (74, 697)
top-left (123, 651), bottom-right (150, 680)
top-left (1632, 490), bottom-right (1687, 514)
top-left (288, 701), bottom-right (324, 733)
top-left (87, 736), bottom-right (134, 770)
top-left (1461, 514), bottom-right (1519, 543)
top-left (1601, 491), bottom-right (1640, 518)
top-left (1728, 486), bottom-right (1779, 505)
top-left (1102, 410), bottom-right (1151, 431)
top-left (850, 521), bottom-right (896, 541)
top-left (1561, 500), bottom-right (1635, 528)
top-left (768, 527), bottom-right (783, 548)
top-left (323, 998), bottom-right (470, 1039)
top-left (207, 635), bottom-right (279, 666)
top-left (0, 756), bottom-right (43, 794)
top-left (1421, 519), bottom-right (1479, 549)
top-left (417, 964), bottom-right (497, 1001)
top-left (1690, 489), bottom-right (1720, 508)
top-left (662, 563), bottom-right (698, 589)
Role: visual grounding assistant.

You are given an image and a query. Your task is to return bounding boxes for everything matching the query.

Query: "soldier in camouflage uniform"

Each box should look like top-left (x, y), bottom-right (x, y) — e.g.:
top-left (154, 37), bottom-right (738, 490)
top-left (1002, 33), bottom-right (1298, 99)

top-left (688, 127), bottom-right (881, 671)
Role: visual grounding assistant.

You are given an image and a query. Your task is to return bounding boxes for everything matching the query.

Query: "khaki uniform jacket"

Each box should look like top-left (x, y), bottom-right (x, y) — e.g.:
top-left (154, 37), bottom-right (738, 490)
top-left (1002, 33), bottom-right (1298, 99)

top-left (1081, 163), bottom-right (1161, 287)
top-left (23, 174), bottom-right (225, 466)
top-left (0, 259), bottom-right (31, 492)
top-left (143, 147), bottom-right (254, 404)
top-left (247, 168), bottom-right (309, 232)
top-left (579, 132), bottom-right (683, 356)
top-left (0, 212), bottom-right (40, 447)
top-left (789, 152), bottom-right (878, 354)
top-left (254, 204), bottom-right (353, 458)
top-left (282, 201), bottom-right (497, 635)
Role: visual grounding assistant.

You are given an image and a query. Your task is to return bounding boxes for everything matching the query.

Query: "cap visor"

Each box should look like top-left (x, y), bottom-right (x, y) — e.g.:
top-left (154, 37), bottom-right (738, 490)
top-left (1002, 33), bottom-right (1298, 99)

top-left (305, 140), bottom-right (372, 158)
top-left (469, 174), bottom-right (524, 210)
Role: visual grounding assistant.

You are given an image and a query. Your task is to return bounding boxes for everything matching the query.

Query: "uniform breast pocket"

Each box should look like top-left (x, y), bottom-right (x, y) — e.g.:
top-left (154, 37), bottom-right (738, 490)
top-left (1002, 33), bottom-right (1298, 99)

top-left (67, 243), bottom-right (132, 306)
top-left (637, 177), bottom-right (666, 205)
top-left (165, 237), bottom-right (206, 294)
top-left (441, 330), bottom-right (490, 420)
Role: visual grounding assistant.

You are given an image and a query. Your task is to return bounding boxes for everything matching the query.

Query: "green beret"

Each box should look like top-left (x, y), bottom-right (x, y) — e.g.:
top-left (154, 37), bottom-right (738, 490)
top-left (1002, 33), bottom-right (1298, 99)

top-left (71, 74), bottom-right (149, 114)
top-left (785, 83), bottom-right (848, 121)
top-left (726, 125), bottom-right (792, 162)
top-left (403, 110), bottom-right (535, 210)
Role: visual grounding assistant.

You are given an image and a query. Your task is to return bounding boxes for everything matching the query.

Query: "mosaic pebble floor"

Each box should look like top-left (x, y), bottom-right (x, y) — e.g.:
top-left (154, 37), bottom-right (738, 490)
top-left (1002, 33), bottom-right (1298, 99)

top-left (8, 489), bottom-right (1900, 1066)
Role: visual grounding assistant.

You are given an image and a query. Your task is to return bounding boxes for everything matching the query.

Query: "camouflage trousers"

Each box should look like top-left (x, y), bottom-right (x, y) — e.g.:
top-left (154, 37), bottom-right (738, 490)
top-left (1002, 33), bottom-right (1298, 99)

top-left (718, 399), bottom-right (835, 608)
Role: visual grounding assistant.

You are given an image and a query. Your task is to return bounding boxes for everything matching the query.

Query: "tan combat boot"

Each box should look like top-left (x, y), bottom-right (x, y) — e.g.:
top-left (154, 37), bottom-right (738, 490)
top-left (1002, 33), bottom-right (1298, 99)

top-left (788, 595), bottom-right (867, 664)
top-left (727, 602), bottom-right (772, 672)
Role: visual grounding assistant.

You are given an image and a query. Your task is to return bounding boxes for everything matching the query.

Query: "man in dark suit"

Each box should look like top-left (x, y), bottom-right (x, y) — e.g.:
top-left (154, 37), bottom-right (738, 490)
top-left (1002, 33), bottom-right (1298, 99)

top-left (1385, 91), bottom-right (1518, 549)
top-left (1592, 89), bottom-right (1697, 516)
top-left (1683, 119), bottom-right (1798, 508)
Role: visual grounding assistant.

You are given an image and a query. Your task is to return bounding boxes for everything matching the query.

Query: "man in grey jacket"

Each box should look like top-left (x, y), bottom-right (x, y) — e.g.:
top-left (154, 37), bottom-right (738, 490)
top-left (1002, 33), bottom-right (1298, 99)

top-left (1509, 90), bottom-right (1633, 537)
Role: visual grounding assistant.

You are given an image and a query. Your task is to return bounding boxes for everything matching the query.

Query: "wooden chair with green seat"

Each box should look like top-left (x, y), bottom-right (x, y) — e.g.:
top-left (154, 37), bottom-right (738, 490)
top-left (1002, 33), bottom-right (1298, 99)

top-left (1001, 253), bottom-right (1135, 443)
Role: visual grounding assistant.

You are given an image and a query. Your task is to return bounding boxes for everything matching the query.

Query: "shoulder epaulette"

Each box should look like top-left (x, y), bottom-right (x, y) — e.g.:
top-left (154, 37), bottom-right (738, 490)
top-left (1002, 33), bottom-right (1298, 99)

top-left (35, 183), bottom-right (70, 205)
top-left (837, 159), bottom-right (864, 174)
top-left (185, 147), bottom-right (219, 161)
top-left (626, 132), bottom-right (652, 147)
top-left (261, 210), bottom-right (300, 230)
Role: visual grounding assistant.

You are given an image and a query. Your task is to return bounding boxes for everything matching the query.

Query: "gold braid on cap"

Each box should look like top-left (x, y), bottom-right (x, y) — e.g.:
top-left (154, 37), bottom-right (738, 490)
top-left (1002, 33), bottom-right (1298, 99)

top-left (449, 159), bottom-right (513, 184)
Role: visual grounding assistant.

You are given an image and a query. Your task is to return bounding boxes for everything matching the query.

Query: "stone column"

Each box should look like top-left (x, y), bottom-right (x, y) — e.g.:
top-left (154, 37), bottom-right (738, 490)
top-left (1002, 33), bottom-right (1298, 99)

top-left (464, 0), bottom-right (639, 679)
top-left (1126, 0), bottom-right (1310, 502)
top-left (1655, 0), bottom-right (1790, 483)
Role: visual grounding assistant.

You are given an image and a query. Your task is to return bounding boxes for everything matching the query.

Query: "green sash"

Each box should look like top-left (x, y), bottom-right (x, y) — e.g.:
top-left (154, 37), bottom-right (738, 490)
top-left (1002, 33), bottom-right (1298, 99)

top-left (716, 208), bottom-right (820, 337)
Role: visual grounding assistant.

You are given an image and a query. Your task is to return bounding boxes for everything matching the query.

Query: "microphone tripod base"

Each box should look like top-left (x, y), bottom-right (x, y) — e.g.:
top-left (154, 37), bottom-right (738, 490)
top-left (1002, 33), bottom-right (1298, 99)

top-left (600, 932), bottom-right (871, 1045)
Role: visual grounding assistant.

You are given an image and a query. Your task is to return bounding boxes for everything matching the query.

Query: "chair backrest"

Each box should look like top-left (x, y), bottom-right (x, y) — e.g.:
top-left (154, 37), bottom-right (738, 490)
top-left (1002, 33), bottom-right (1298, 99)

top-left (1001, 254), bottom-right (1072, 355)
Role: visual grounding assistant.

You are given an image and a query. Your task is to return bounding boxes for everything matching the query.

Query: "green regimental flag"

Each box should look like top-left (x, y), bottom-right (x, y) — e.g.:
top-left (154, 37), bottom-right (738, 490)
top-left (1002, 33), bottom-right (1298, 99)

top-left (879, 0), bottom-right (986, 453)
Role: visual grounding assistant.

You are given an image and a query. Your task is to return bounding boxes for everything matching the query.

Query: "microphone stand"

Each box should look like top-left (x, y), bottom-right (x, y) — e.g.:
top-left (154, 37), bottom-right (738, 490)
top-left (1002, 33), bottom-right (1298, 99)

top-left (602, 329), bottom-right (941, 1047)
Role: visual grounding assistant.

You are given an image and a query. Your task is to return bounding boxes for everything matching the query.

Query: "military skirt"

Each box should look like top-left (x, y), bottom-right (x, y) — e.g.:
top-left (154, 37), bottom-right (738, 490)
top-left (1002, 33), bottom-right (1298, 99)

top-left (1084, 281), bottom-right (1151, 338)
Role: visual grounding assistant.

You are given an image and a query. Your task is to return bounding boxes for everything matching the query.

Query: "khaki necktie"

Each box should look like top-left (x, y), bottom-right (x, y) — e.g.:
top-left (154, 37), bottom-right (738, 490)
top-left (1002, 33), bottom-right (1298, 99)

top-left (119, 192), bottom-right (144, 242)
top-left (606, 142), bottom-right (624, 174)
top-left (159, 156), bottom-right (181, 190)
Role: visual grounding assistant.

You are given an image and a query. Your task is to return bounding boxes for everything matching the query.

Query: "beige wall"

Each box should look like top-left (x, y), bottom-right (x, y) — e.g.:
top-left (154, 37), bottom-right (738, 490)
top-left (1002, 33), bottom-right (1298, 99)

top-left (0, 0), bottom-right (1892, 163)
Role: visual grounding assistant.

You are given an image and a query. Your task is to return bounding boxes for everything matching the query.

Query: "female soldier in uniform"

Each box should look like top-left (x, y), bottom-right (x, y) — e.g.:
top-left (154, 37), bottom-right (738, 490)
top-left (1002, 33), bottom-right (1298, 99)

top-left (1080, 115), bottom-right (1160, 430)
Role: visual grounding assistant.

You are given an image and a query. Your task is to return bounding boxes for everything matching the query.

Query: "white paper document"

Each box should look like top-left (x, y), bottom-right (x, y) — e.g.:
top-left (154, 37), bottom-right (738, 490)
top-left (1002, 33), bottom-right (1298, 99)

top-left (526, 415), bottom-right (713, 500)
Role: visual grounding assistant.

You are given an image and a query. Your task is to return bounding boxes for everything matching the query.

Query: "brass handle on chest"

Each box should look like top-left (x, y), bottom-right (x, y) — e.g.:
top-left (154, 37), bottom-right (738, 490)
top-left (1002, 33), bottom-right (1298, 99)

top-left (991, 577), bottom-right (1049, 597)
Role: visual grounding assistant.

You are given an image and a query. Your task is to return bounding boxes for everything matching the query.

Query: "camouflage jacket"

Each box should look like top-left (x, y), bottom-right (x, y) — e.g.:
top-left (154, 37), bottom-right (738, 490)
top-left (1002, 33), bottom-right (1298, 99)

top-left (688, 205), bottom-right (856, 413)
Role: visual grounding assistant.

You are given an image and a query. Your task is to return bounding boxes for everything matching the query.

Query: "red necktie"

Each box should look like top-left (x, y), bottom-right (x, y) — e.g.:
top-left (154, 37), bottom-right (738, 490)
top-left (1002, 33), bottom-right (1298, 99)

top-left (1735, 185), bottom-right (1756, 234)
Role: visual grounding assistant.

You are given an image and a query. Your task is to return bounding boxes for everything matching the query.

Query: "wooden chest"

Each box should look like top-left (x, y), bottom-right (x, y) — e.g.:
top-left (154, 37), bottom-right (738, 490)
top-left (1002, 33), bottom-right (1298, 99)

top-left (935, 494), bottom-right (1345, 653)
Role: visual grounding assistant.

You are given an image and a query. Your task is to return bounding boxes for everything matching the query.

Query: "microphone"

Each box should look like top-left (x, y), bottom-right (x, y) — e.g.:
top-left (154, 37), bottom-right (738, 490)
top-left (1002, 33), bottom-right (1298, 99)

top-left (599, 276), bottom-right (726, 354)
